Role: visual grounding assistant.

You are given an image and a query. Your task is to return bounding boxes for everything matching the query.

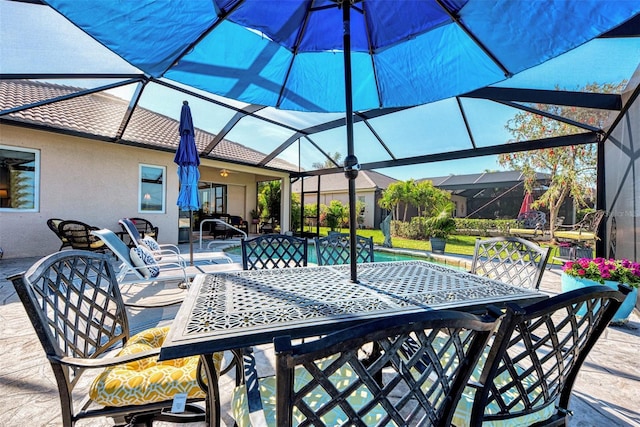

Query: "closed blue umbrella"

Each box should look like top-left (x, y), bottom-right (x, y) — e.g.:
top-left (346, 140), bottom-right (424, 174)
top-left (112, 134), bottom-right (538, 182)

top-left (175, 101), bottom-right (200, 264)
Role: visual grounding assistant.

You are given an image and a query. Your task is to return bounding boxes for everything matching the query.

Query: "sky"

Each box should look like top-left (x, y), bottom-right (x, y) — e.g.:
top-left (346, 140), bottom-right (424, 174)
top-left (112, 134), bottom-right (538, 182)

top-left (3, 0), bottom-right (640, 181)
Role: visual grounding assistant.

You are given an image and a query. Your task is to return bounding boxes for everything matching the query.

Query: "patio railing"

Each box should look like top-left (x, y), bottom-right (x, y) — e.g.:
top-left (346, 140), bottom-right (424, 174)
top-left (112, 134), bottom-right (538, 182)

top-left (199, 219), bottom-right (247, 249)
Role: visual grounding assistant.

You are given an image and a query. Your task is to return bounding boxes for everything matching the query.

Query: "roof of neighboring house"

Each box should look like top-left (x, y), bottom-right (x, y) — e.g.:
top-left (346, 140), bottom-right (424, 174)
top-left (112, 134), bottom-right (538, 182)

top-left (292, 170), bottom-right (397, 193)
top-left (420, 170), bottom-right (551, 190)
top-left (0, 80), bottom-right (298, 172)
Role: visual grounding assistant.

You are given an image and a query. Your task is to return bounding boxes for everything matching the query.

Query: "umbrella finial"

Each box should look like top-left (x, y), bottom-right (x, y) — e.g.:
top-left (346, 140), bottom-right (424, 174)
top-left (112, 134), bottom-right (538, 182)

top-left (183, 100), bottom-right (189, 105)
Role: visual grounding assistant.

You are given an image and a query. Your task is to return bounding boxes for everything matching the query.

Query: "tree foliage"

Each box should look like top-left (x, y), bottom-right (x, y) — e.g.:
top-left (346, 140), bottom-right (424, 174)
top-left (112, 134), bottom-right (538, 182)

top-left (258, 180), bottom-right (281, 223)
top-left (312, 152), bottom-right (342, 169)
top-left (378, 179), bottom-right (451, 221)
top-left (498, 81), bottom-right (625, 239)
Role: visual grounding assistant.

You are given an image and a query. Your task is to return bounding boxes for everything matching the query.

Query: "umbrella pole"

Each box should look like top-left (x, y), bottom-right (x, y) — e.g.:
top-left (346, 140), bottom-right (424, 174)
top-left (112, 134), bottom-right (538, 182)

top-left (342, 3), bottom-right (359, 283)
top-left (189, 209), bottom-right (194, 265)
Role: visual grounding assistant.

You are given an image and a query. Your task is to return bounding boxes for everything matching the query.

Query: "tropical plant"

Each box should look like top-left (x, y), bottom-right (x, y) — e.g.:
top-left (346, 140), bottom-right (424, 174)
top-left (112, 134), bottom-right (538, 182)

top-left (258, 180), bottom-right (281, 223)
top-left (424, 201), bottom-right (456, 239)
top-left (322, 200), bottom-right (348, 231)
top-left (562, 257), bottom-right (640, 288)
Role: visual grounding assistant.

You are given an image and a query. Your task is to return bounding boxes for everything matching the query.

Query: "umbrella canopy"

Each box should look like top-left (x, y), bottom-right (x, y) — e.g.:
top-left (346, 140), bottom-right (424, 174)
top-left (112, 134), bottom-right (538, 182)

top-left (43, 0), bottom-right (640, 281)
top-left (42, 1), bottom-right (640, 112)
top-left (519, 192), bottom-right (534, 216)
top-left (175, 101), bottom-right (201, 263)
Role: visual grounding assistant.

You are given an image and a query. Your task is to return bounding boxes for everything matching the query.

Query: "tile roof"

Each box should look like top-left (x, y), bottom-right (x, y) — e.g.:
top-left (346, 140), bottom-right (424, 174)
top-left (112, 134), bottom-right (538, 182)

top-left (420, 170), bottom-right (550, 189)
top-left (0, 80), bottom-right (298, 171)
top-left (291, 170), bottom-right (397, 193)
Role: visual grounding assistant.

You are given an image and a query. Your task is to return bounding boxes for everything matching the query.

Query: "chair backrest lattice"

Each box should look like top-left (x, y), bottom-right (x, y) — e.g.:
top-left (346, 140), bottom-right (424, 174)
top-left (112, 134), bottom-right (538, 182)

top-left (58, 220), bottom-right (106, 252)
top-left (471, 237), bottom-right (550, 290)
top-left (9, 251), bottom-right (129, 385)
top-left (516, 210), bottom-right (547, 229)
top-left (581, 210), bottom-right (606, 234)
top-left (469, 285), bottom-right (630, 426)
top-left (47, 218), bottom-right (70, 249)
top-left (274, 310), bottom-right (501, 427)
top-left (241, 234), bottom-right (308, 270)
top-left (314, 233), bottom-right (374, 266)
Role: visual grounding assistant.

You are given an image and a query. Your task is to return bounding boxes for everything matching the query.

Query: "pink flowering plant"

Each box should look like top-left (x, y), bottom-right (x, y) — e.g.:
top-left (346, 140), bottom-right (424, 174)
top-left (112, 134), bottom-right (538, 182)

top-left (562, 258), bottom-right (640, 288)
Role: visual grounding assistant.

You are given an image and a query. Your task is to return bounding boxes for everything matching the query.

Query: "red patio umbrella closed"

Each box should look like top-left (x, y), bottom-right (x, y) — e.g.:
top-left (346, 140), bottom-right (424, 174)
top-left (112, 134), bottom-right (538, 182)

top-left (519, 192), bottom-right (534, 215)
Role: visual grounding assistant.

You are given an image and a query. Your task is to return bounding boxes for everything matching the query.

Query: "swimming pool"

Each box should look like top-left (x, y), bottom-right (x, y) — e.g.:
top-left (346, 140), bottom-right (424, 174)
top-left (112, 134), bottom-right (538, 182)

top-left (224, 245), bottom-right (464, 269)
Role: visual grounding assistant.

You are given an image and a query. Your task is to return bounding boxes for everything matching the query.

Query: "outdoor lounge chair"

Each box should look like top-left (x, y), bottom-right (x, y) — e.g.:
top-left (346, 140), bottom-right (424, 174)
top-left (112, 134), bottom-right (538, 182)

top-left (119, 218), bottom-right (233, 266)
top-left (241, 234), bottom-right (308, 270)
top-left (92, 229), bottom-right (241, 292)
top-left (453, 284), bottom-right (630, 427)
top-left (129, 217), bottom-right (159, 239)
top-left (314, 232), bottom-right (374, 265)
top-left (8, 250), bottom-right (234, 427)
top-left (47, 218), bottom-right (71, 250)
top-left (470, 237), bottom-right (550, 290)
top-left (554, 209), bottom-right (606, 243)
top-left (232, 309), bottom-right (502, 427)
top-left (58, 220), bottom-right (107, 252)
top-left (507, 210), bottom-right (547, 238)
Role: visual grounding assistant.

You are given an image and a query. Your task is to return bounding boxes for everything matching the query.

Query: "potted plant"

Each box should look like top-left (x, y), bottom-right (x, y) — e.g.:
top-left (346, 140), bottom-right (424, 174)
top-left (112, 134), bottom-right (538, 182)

top-left (424, 203), bottom-right (456, 254)
top-left (250, 209), bottom-right (260, 224)
top-left (561, 257), bottom-right (639, 323)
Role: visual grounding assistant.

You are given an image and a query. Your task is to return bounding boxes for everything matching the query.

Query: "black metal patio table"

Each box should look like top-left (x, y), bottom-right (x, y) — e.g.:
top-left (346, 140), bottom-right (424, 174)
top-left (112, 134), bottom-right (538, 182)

top-left (160, 260), bottom-right (546, 361)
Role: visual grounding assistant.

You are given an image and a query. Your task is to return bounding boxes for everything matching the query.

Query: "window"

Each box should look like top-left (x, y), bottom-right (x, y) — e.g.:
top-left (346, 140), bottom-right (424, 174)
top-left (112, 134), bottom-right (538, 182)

top-left (0, 145), bottom-right (39, 211)
top-left (139, 164), bottom-right (165, 213)
top-left (199, 182), bottom-right (227, 214)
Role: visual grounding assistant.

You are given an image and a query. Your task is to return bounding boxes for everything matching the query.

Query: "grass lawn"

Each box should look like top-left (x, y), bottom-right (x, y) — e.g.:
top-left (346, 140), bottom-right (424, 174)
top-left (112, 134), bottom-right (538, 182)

top-left (318, 227), bottom-right (562, 262)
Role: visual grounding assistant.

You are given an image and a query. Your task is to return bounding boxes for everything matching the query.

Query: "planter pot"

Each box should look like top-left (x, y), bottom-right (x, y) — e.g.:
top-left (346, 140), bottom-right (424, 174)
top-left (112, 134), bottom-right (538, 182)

top-left (558, 246), bottom-right (593, 259)
top-left (429, 237), bottom-right (446, 254)
top-left (560, 273), bottom-right (638, 323)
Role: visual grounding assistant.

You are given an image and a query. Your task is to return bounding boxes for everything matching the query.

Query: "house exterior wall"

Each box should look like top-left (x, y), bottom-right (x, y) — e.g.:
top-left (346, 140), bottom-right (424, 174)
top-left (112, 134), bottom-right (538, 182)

top-left (0, 125), bottom-right (288, 258)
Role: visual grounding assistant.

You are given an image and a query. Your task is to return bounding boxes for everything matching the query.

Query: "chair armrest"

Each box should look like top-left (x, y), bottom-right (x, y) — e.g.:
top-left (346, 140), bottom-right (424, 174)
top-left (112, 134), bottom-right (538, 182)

top-left (53, 348), bottom-right (160, 369)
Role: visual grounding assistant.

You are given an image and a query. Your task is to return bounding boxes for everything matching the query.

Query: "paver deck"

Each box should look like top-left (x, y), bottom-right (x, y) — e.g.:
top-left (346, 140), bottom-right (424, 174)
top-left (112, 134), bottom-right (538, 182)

top-left (1, 243), bottom-right (638, 426)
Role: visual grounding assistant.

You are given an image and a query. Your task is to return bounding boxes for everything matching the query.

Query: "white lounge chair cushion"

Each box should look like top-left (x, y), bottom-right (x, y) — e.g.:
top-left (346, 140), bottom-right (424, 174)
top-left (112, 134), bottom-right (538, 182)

top-left (130, 246), bottom-right (160, 278)
top-left (140, 236), bottom-right (163, 260)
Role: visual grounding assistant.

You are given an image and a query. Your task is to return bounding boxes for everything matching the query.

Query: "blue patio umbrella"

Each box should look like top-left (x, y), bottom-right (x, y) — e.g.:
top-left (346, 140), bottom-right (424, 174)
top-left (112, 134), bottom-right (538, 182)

top-left (175, 101), bottom-right (200, 264)
top-left (44, 0), bottom-right (640, 282)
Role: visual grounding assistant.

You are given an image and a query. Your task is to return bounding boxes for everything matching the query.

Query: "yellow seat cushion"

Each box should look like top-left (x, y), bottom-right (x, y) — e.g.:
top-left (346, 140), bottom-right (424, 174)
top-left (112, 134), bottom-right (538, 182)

top-left (90, 326), bottom-right (222, 407)
top-left (554, 231), bottom-right (596, 241)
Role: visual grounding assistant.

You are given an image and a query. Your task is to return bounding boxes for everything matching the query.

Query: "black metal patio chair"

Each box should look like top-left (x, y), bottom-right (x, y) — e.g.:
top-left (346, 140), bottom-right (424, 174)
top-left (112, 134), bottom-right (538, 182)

top-left (453, 284), bottom-right (630, 427)
top-left (470, 236), bottom-right (550, 290)
top-left (57, 219), bottom-right (107, 252)
top-left (314, 232), bottom-right (374, 265)
top-left (8, 250), bottom-right (238, 427)
top-left (47, 218), bottom-right (71, 250)
top-left (232, 309), bottom-right (502, 427)
top-left (241, 234), bottom-right (308, 270)
top-left (129, 217), bottom-right (159, 240)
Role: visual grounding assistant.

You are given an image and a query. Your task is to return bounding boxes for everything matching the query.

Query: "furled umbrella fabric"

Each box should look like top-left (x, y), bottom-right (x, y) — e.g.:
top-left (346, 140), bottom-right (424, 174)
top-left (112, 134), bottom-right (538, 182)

top-left (519, 192), bottom-right (534, 216)
top-left (175, 101), bottom-right (200, 264)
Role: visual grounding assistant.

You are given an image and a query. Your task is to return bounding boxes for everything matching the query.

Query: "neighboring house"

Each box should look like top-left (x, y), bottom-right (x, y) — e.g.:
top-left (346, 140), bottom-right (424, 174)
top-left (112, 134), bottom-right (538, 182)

top-left (0, 80), bottom-right (296, 258)
top-left (291, 170), bottom-right (397, 229)
top-left (419, 170), bottom-right (575, 220)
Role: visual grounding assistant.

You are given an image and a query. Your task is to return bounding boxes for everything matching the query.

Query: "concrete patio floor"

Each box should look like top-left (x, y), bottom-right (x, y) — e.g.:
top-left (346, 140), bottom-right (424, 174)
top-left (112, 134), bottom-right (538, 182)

top-left (0, 242), bottom-right (638, 426)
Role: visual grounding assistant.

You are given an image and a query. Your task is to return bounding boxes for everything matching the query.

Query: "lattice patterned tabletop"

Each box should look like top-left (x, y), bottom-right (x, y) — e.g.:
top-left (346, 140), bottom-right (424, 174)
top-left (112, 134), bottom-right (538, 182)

top-left (160, 261), bottom-right (546, 360)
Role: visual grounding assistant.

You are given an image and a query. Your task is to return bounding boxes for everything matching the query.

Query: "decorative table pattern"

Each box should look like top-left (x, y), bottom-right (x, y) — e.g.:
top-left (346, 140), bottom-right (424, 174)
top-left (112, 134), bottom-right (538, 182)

top-left (160, 261), bottom-right (545, 360)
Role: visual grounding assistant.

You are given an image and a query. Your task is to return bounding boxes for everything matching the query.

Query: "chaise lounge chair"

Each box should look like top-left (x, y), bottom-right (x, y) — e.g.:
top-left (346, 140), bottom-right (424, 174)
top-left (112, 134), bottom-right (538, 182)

top-left (119, 218), bottom-right (234, 266)
top-left (92, 229), bottom-right (241, 289)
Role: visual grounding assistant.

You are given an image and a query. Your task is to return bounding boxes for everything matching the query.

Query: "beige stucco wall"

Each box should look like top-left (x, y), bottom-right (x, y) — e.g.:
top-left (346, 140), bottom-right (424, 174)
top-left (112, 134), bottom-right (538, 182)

top-left (0, 125), bottom-right (289, 258)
